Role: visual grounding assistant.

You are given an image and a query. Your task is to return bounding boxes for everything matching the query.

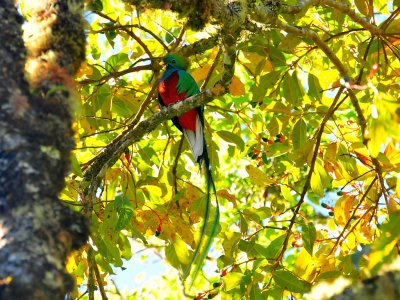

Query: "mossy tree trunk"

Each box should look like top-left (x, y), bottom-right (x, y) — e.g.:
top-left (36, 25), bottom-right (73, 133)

top-left (0, 1), bottom-right (88, 299)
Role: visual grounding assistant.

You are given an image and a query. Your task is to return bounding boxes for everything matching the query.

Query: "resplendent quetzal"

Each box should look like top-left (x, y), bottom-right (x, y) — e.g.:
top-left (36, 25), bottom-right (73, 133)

top-left (158, 53), bottom-right (219, 282)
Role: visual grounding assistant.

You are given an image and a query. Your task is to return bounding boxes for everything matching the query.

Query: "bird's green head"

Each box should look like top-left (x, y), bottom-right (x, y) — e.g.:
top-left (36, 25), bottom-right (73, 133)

top-left (163, 53), bottom-right (189, 70)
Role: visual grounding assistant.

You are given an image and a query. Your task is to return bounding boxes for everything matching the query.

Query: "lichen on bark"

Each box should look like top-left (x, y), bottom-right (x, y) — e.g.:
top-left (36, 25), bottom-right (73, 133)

top-left (0, 1), bottom-right (88, 299)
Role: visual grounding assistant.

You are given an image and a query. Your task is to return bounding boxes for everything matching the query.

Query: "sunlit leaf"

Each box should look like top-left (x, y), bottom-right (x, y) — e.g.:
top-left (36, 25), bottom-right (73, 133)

top-left (292, 119), bottom-right (307, 150)
top-left (245, 164), bottom-right (274, 186)
top-left (272, 270), bottom-right (311, 293)
top-left (217, 130), bottom-right (245, 151)
top-left (302, 222), bottom-right (316, 255)
top-left (229, 75), bottom-right (246, 96)
top-left (368, 215), bottom-right (400, 273)
top-left (282, 72), bottom-right (303, 106)
top-left (308, 73), bottom-right (322, 102)
top-left (251, 71), bottom-right (280, 102)
top-left (223, 272), bottom-right (244, 291)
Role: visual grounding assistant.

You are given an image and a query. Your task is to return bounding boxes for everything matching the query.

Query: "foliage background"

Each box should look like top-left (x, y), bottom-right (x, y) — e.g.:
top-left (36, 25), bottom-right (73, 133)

top-left (57, 0), bottom-right (400, 298)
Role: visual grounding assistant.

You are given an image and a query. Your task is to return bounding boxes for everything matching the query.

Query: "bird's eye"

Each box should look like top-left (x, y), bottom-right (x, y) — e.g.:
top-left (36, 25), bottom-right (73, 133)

top-left (171, 59), bottom-right (176, 64)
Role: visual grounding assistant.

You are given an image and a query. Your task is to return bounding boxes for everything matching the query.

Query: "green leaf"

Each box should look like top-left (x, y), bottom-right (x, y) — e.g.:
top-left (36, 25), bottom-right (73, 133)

top-left (308, 73), bottom-right (322, 101)
top-left (264, 234), bottom-right (286, 259)
top-left (95, 254), bottom-right (114, 275)
top-left (128, 224), bottom-right (148, 245)
top-left (165, 27), bottom-right (180, 43)
top-left (99, 203), bottom-right (119, 242)
top-left (251, 71), bottom-right (280, 102)
top-left (105, 53), bottom-right (129, 73)
top-left (70, 153), bottom-right (83, 177)
top-left (282, 72), bottom-right (303, 106)
top-left (104, 238), bottom-right (123, 267)
top-left (267, 117), bottom-right (282, 137)
top-left (269, 47), bottom-right (286, 67)
top-left (354, 0), bottom-right (372, 16)
top-left (337, 143), bottom-right (357, 175)
top-left (216, 130), bottom-right (245, 151)
top-left (302, 222), bottom-right (316, 255)
top-left (292, 119), bottom-right (307, 150)
top-left (222, 231), bottom-right (241, 257)
top-left (265, 286), bottom-right (284, 300)
top-left (118, 234), bottom-right (133, 260)
top-left (114, 194), bottom-right (134, 230)
top-left (105, 30), bottom-right (117, 47)
top-left (281, 185), bottom-right (295, 202)
top-left (165, 244), bottom-right (180, 270)
top-left (240, 214), bottom-right (249, 234)
top-left (265, 143), bottom-right (290, 158)
top-left (250, 283), bottom-right (263, 300)
top-left (272, 270), bottom-right (311, 293)
top-left (223, 272), bottom-right (244, 291)
top-left (243, 207), bottom-right (271, 224)
top-left (87, 0), bottom-right (103, 11)
top-left (279, 34), bottom-right (301, 54)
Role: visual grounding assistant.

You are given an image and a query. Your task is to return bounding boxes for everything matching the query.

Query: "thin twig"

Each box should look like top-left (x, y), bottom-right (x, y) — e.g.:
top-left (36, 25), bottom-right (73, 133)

top-left (94, 260), bottom-right (108, 300)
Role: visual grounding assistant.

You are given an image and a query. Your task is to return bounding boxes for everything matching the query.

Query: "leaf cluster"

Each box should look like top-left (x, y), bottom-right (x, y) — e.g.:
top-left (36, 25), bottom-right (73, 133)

top-left (64, 0), bottom-right (400, 299)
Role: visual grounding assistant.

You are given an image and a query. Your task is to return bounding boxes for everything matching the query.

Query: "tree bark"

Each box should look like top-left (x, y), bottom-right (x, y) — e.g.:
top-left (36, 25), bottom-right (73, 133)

top-left (0, 1), bottom-right (88, 299)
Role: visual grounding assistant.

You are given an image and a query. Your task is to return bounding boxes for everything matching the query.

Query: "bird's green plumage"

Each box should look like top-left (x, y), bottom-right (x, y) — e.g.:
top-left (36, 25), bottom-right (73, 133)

top-left (163, 53), bottom-right (189, 70)
top-left (162, 54), bottom-right (199, 96)
top-left (176, 70), bottom-right (200, 96)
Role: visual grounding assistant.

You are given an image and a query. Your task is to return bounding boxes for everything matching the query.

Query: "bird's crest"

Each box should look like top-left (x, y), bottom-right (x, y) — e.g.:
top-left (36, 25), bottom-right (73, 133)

top-left (163, 53), bottom-right (189, 70)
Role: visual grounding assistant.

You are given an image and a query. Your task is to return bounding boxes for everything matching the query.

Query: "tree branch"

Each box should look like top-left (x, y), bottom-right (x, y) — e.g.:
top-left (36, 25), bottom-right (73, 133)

top-left (321, 0), bottom-right (381, 36)
top-left (83, 90), bottom-right (215, 193)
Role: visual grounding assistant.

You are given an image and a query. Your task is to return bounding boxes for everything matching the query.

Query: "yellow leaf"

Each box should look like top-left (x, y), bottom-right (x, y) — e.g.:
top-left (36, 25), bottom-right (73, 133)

top-left (169, 216), bottom-right (194, 246)
top-left (76, 62), bottom-right (93, 78)
top-left (240, 52), bottom-right (263, 73)
top-left (191, 66), bottom-right (210, 82)
top-left (223, 272), bottom-right (244, 291)
top-left (354, 213), bottom-right (374, 243)
top-left (343, 232), bottom-right (357, 252)
top-left (229, 75), bottom-right (246, 96)
top-left (334, 195), bottom-right (355, 226)
top-left (173, 235), bottom-right (191, 265)
top-left (180, 183), bottom-right (203, 209)
top-left (217, 189), bottom-right (237, 207)
top-left (324, 142), bottom-right (338, 163)
top-left (310, 169), bottom-right (324, 197)
top-left (387, 195), bottom-right (399, 215)
top-left (367, 120), bottom-right (386, 157)
top-left (368, 238), bottom-right (398, 271)
top-left (295, 248), bottom-right (312, 277)
top-left (245, 164), bottom-right (274, 186)
top-left (212, 83), bottom-right (225, 96)
top-left (317, 254), bottom-right (336, 274)
top-left (104, 168), bottom-right (121, 184)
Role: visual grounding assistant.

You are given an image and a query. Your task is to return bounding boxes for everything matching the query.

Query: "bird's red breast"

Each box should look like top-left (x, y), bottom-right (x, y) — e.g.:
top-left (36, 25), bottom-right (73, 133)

top-left (158, 72), bottom-right (198, 132)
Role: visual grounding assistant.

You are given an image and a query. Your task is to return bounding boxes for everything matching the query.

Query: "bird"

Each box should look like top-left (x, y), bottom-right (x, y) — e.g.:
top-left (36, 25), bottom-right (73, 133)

top-left (157, 53), bottom-right (219, 283)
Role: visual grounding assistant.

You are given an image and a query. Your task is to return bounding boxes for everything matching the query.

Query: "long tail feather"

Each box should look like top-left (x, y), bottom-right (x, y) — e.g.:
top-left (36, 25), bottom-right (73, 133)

top-left (184, 139), bottom-right (219, 285)
top-left (182, 115), bottom-right (204, 163)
